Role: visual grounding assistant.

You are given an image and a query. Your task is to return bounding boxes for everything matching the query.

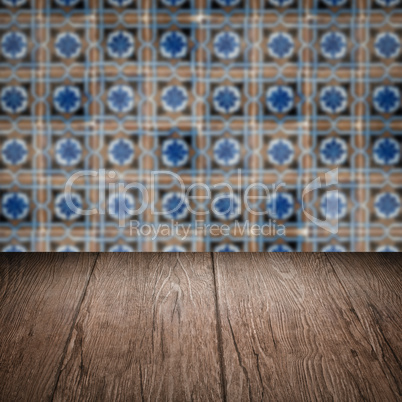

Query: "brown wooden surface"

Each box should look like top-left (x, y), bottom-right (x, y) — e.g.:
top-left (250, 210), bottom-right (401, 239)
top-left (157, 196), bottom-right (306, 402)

top-left (0, 253), bottom-right (400, 402)
top-left (327, 253), bottom-right (402, 397)
top-left (214, 253), bottom-right (402, 401)
top-left (53, 253), bottom-right (223, 402)
top-left (0, 253), bottom-right (98, 401)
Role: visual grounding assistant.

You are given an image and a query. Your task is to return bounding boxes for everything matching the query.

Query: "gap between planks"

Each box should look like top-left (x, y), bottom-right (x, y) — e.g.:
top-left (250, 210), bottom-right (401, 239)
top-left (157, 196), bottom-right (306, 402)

top-left (43, 252), bottom-right (401, 401)
top-left (49, 252), bottom-right (227, 401)
top-left (211, 252), bottom-right (228, 402)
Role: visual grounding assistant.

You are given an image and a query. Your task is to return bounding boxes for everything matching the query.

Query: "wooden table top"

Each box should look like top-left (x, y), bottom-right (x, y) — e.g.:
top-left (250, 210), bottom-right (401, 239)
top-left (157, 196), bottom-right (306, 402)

top-left (0, 253), bottom-right (401, 401)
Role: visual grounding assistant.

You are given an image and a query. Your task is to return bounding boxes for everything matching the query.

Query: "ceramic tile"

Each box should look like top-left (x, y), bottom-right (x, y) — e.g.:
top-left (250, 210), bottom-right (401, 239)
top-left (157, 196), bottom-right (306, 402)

top-left (0, 0), bottom-right (401, 251)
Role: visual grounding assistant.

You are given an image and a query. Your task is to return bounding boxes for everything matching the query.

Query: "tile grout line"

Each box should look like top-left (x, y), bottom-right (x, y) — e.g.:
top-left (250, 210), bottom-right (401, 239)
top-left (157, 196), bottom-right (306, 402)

top-left (210, 252), bottom-right (228, 402)
top-left (50, 252), bottom-right (99, 401)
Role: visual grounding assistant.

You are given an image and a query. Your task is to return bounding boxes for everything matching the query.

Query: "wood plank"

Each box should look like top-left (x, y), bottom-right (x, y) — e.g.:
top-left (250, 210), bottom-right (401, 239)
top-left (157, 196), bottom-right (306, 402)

top-left (53, 253), bottom-right (223, 401)
top-left (0, 253), bottom-right (98, 402)
top-left (327, 253), bottom-right (402, 398)
top-left (214, 253), bottom-right (401, 401)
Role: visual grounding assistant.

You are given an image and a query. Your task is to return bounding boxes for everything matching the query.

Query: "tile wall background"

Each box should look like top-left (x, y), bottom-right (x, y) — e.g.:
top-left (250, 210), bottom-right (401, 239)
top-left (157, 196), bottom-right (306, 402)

top-left (0, 0), bottom-right (401, 251)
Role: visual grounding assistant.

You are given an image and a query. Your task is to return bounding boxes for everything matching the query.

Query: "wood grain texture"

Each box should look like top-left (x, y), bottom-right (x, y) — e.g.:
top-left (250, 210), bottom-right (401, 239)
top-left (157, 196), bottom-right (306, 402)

top-left (327, 253), bottom-right (402, 398)
top-left (0, 253), bottom-right (401, 402)
top-left (0, 253), bottom-right (98, 402)
top-left (52, 253), bottom-right (223, 402)
top-left (214, 252), bottom-right (401, 402)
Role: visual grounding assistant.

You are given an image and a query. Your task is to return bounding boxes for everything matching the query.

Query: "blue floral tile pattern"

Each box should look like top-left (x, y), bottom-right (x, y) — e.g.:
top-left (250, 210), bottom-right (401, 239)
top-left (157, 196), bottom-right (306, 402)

top-left (375, 192), bottom-right (400, 219)
top-left (268, 139), bottom-right (295, 166)
top-left (107, 85), bottom-right (135, 114)
top-left (214, 86), bottom-right (241, 114)
top-left (1, 32), bottom-right (27, 59)
top-left (268, 244), bottom-right (293, 252)
top-left (107, 31), bottom-right (135, 59)
top-left (374, 32), bottom-right (400, 59)
top-left (162, 192), bottom-right (189, 220)
top-left (320, 32), bottom-right (347, 60)
top-left (268, 32), bottom-right (294, 59)
top-left (160, 31), bottom-right (187, 59)
top-left (214, 32), bottom-right (241, 59)
top-left (266, 86), bottom-right (294, 114)
top-left (162, 138), bottom-right (189, 167)
top-left (53, 86), bottom-right (81, 114)
top-left (320, 138), bottom-right (348, 165)
top-left (373, 138), bottom-right (400, 166)
top-left (55, 138), bottom-right (82, 166)
top-left (373, 86), bottom-right (400, 114)
top-left (55, 33), bottom-right (82, 59)
top-left (212, 194), bottom-right (241, 221)
top-left (214, 138), bottom-right (241, 167)
top-left (162, 86), bottom-right (188, 112)
top-left (108, 139), bottom-right (135, 166)
top-left (108, 193), bottom-right (136, 220)
top-left (2, 193), bottom-right (29, 220)
top-left (320, 192), bottom-right (348, 220)
top-left (1, 86), bottom-right (28, 114)
top-left (2, 0), bottom-right (27, 6)
top-left (320, 86), bottom-right (348, 114)
top-left (2, 139), bottom-right (28, 165)
top-left (267, 193), bottom-right (295, 220)
top-left (0, 0), bottom-right (401, 251)
top-left (54, 193), bottom-right (82, 221)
